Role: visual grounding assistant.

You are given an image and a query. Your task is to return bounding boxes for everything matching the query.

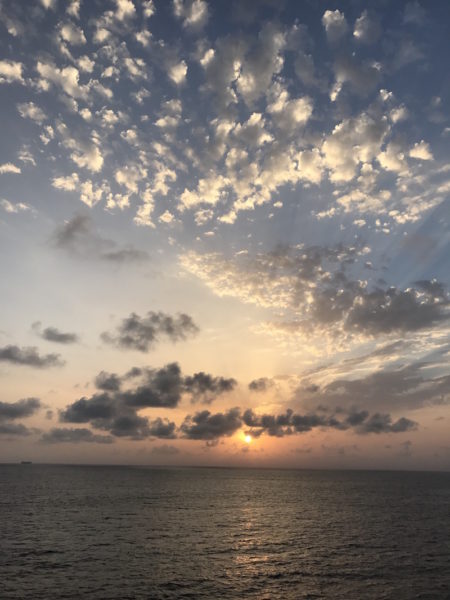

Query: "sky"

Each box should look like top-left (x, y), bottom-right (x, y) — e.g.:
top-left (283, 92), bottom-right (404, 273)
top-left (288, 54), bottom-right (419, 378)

top-left (0, 0), bottom-right (449, 470)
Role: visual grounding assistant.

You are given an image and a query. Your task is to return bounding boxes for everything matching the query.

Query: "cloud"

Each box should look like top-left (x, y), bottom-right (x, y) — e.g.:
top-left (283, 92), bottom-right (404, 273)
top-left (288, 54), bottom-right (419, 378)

top-left (17, 102), bottom-right (47, 124)
top-left (52, 215), bottom-right (149, 263)
top-left (0, 422), bottom-right (34, 436)
top-left (409, 140), bottom-right (433, 161)
top-left (173, 0), bottom-right (208, 30)
top-left (242, 407), bottom-right (417, 437)
top-left (322, 10), bottom-right (348, 43)
top-left (181, 245), bottom-right (449, 339)
top-left (32, 322), bottom-right (79, 344)
top-left (0, 163), bottom-right (21, 174)
top-left (0, 345), bottom-right (64, 368)
top-left (248, 377), bottom-right (272, 392)
top-left (41, 428), bottom-right (114, 443)
top-left (184, 372), bottom-right (237, 403)
top-left (0, 59), bottom-right (23, 83)
top-left (101, 311), bottom-right (199, 352)
top-left (60, 362), bottom-right (235, 439)
top-left (0, 397), bottom-right (41, 420)
top-left (168, 60), bottom-right (187, 85)
top-left (353, 10), bottom-right (381, 44)
top-left (150, 444), bottom-right (180, 455)
top-left (0, 199), bottom-right (32, 213)
top-left (0, 398), bottom-right (41, 437)
top-left (95, 371), bottom-right (122, 391)
top-left (181, 408), bottom-right (242, 440)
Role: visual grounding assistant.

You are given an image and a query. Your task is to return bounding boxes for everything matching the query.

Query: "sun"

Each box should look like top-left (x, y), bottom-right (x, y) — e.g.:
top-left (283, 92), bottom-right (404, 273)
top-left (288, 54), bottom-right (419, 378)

top-left (244, 434), bottom-right (252, 444)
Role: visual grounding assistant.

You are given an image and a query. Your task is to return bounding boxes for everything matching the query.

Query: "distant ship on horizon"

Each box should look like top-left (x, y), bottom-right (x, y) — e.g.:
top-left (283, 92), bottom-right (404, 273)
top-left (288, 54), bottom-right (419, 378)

top-left (20, 461), bottom-right (32, 465)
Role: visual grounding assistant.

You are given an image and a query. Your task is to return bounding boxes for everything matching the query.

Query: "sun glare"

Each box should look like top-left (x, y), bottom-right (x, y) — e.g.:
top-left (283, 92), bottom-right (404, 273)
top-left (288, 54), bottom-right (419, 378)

top-left (244, 435), bottom-right (252, 444)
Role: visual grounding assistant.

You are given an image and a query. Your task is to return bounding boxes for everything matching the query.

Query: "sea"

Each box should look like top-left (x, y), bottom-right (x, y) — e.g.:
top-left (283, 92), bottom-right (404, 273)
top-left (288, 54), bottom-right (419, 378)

top-left (0, 465), bottom-right (449, 599)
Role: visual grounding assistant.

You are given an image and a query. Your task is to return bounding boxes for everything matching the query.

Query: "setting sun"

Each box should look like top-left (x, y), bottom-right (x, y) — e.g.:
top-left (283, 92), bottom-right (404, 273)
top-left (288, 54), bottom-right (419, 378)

top-left (244, 435), bottom-right (252, 444)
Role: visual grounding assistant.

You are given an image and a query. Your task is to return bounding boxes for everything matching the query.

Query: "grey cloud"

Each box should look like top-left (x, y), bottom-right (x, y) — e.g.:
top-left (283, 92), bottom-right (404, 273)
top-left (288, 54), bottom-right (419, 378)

top-left (60, 393), bottom-right (116, 423)
top-left (41, 428), bottom-right (114, 444)
top-left (356, 414), bottom-right (417, 434)
top-left (0, 345), bottom-right (64, 368)
top-left (61, 362), bottom-right (234, 439)
top-left (52, 214), bottom-right (148, 263)
top-left (32, 322), bottom-right (79, 344)
top-left (180, 408), bottom-right (242, 440)
top-left (94, 371), bottom-right (122, 391)
top-left (248, 377), bottom-right (273, 392)
top-left (0, 422), bottom-right (33, 436)
top-left (0, 397), bottom-right (41, 420)
top-left (353, 10), bottom-right (381, 44)
top-left (185, 245), bottom-right (449, 338)
top-left (150, 444), bottom-right (180, 456)
top-left (101, 311), bottom-right (199, 352)
top-left (184, 372), bottom-right (237, 403)
top-left (298, 363), bottom-right (450, 413)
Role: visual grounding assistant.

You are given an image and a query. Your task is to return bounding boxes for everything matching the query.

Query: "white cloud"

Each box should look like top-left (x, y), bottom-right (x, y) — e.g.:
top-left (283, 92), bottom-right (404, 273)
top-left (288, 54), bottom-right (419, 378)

top-left (180, 174), bottom-right (230, 210)
top-left (52, 173), bottom-right (79, 191)
top-left (115, 165), bottom-right (147, 193)
top-left (17, 102), bottom-right (47, 124)
top-left (40, 0), bottom-right (57, 9)
top-left (169, 61), bottom-right (188, 85)
top-left (59, 22), bottom-right (86, 45)
top-left (116, 0), bottom-right (135, 20)
top-left (0, 163), bottom-right (21, 175)
top-left (0, 60), bottom-right (24, 83)
top-left (173, 0), bottom-right (208, 30)
top-left (353, 10), bottom-right (380, 44)
top-left (322, 113), bottom-right (390, 182)
top-left (409, 140), bottom-right (433, 161)
top-left (67, 0), bottom-right (81, 19)
top-left (36, 61), bottom-right (88, 99)
top-left (322, 10), bottom-right (348, 43)
top-left (77, 56), bottom-right (95, 73)
top-left (0, 199), bottom-right (32, 213)
top-left (159, 210), bottom-right (175, 224)
top-left (142, 0), bottom-right (155, 18)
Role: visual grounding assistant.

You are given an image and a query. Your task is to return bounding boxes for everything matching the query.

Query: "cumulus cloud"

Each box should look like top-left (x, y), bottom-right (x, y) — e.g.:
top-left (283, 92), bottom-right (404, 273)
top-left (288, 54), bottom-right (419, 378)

top-left (181, 408), bottom-right (242, 440)
top-left (32, 322), bottom-right (79, 344)
top-left (0, 163), bottom-right (21, 174)
top-left (60, 363), bottom-right (235, 439)
top-left (0, 345), bottom-right (64, 368)
top-left (17, 102), bottom-right (47, 124)
top-left (101, 311), bottom-right (199, 352)
top-left (0, 397), bottom-right (41, 420)
top-left (181, 245), bottom-right (449, 339)
top-left (353, 10), bottom-right (381, 44)
top-left (173, 0), bottom-right (208, 30)
top-left (322, 10), bottom-right (348, 43)
top-left (0, 59), bottom-right (23, 83)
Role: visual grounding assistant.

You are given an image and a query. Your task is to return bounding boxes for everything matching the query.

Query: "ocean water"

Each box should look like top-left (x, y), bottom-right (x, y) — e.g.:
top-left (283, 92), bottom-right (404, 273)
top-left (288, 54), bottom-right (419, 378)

top-left (0, 466), bottom-right (449, 599)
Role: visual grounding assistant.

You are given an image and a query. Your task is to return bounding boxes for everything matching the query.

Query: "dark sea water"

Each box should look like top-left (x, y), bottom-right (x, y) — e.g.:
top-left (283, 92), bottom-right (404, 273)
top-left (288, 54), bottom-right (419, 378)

top-left (1, 466), bottom-right (450, 599)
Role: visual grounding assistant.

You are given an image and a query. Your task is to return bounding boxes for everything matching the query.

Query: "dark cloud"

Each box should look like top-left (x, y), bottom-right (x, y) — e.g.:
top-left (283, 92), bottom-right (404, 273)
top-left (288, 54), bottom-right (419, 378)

top-left (242, 407), bottom-right (417, 437)
top-left (52, 214), bottom-right (148, 263)
top-left (150, 444), bottom-right (180, 456)
top-left (41, 428), bottom-right (114, 444)
top-left (248, 377), bottom-right (272, 392)
top-left (94, 371), bottom-right (122, 391)
top-left (0, 345), bottom-right (64, 368)
top-left (356, 414), bottom-right (417, 434)
top-left (101, 311), bottom-right (199, 352)
top-left (32, 322), bottom-right (79, 344)
top-left (184, 372), bottom-right (236, 403)
top-left (181, 408), bottom-right (242, 440)
top-left (298, 363), bottom-right (450, 413)
top-left (190, 245), bottom-right (449, 338)
top-left (120, 363), bottom-right (184, 408)
top-left (60, 393), bottom-right (116, 423)
top-left (0, 397), bottom-right (41, 420)
top-left (0, 422), bottom-right (33, 436)
top-left (60, 363), bottom-right (234, 440)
